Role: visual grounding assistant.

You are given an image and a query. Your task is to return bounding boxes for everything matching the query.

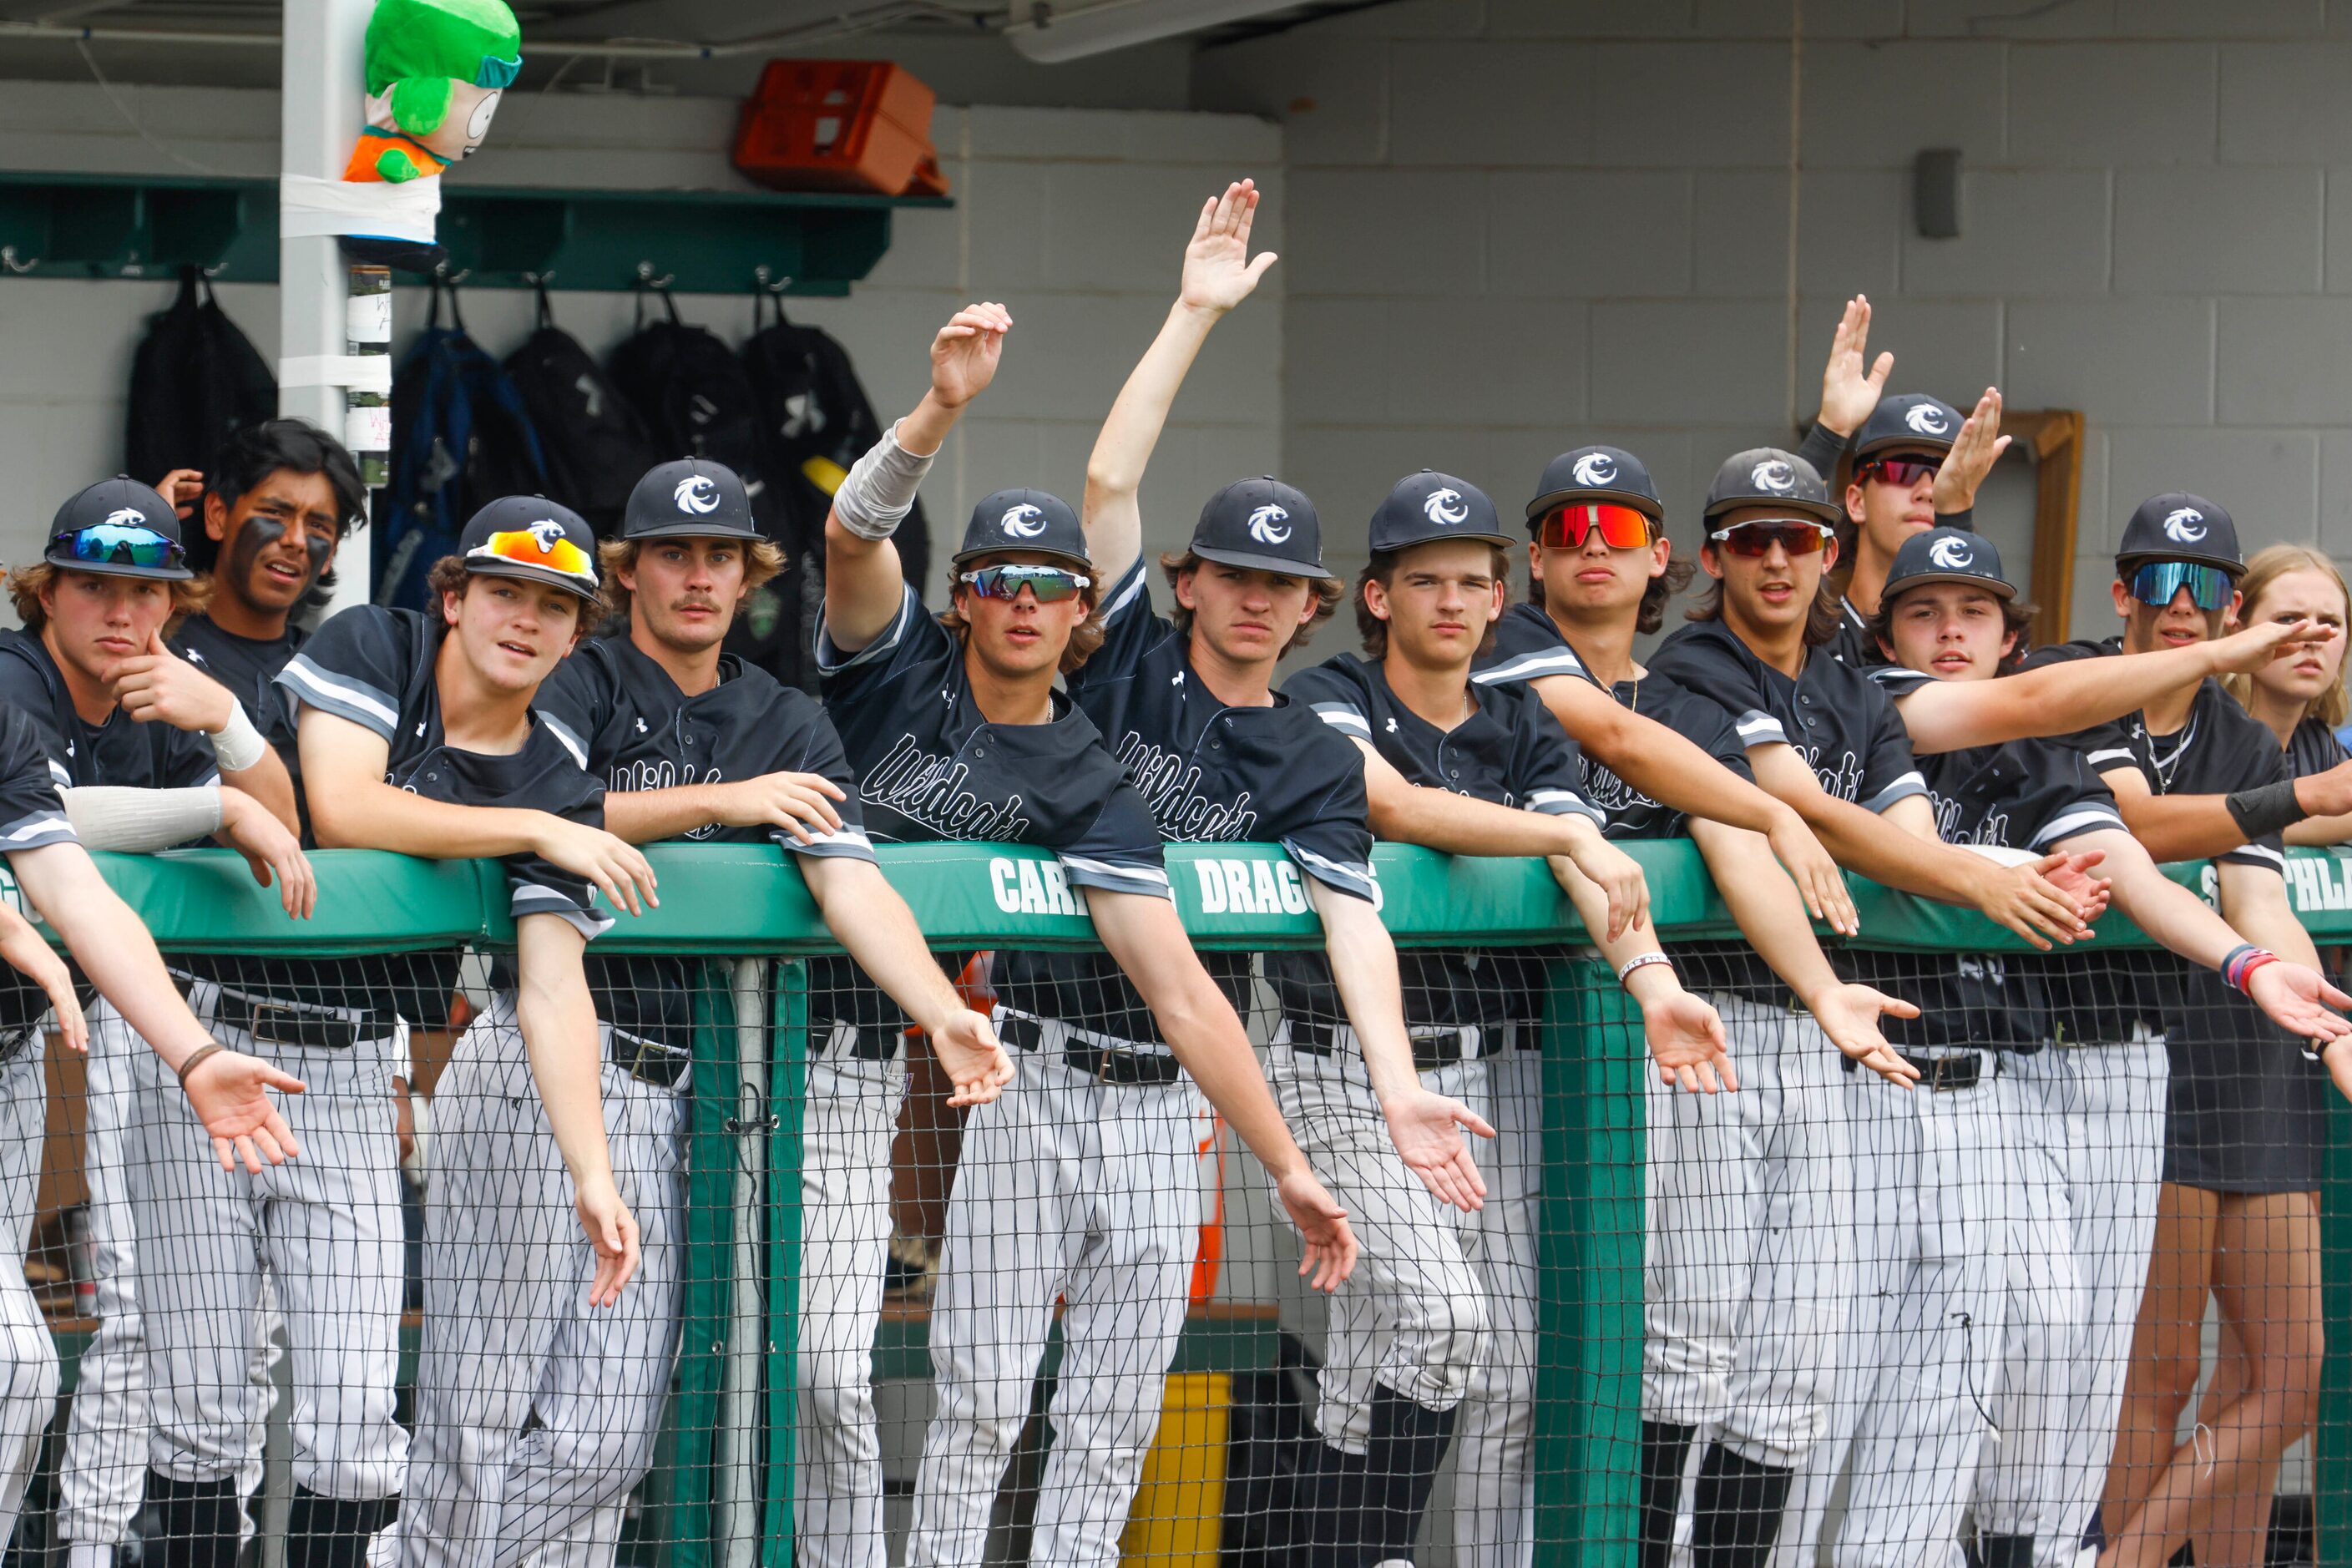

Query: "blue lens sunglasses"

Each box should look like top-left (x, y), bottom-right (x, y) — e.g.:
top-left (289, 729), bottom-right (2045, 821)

top-left (2127, 559), bottom-right (2233, 613)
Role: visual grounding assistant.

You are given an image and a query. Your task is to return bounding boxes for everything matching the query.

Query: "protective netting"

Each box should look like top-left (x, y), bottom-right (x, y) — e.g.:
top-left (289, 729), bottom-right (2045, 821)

top-left (0, 847), bottom-right (2341, 1568)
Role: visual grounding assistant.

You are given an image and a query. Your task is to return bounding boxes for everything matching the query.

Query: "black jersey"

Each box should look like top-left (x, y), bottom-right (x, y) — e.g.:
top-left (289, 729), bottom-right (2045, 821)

top-left (173, 615), bottom-right (302, 751)
top-left (2022, 637), bottom-right (2287, 1043)
top-left (2287, 714), bottom-right (2349, 781)
top-left (276, 605), bottom-right (612, 1023)
top-left (1649, 618), bottom-right (1930, 815)
top-left (0, 629), bottom-right (220, 796)
top-left (0, 706), bottom-right (83, 1038)
top-left (1871, 664), bottom-right (2131, 1048)
top-left (814, 583), bottom-right (1170, 1032)
top-left (539, 636), bottom-right (878, 1055)
top-left (1822, 596), bottom-right (1883, 670)
top-left (1278, 651), bottom-right (1594, 1031)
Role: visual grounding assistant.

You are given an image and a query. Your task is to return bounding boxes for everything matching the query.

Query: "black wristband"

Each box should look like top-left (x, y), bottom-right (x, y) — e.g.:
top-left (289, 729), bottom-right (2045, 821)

top-left (2224, 778), bottom-right (2308, 840)
top-left (1935, 504), bottom-right (1975, 532)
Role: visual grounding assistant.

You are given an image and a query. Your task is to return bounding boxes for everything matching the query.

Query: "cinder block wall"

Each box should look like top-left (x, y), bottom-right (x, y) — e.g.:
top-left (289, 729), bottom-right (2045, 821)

top-left (1196, 0), bottom-right (2352, 638)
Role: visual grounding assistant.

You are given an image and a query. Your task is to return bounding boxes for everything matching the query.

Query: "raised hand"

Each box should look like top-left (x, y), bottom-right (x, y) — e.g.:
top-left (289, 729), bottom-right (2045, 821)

top-left (930, 1008), bottom-right (1015, 1108)
top-left (930, 301), bottom-right (1012, 411)
top-left (1179, 178), bottom-right (1278, 316)
top-left (1932, 386), bottom-right (2012, 514)
top-left (1381, 1085), bottom-right (1497, 1213)
top-left (1645, 987), bottom-right (1737, 1095)
top-left (1819, 295), bottom-right (1893, 438)
top-left (153, 468), bottom-right (204, 522)
top-left (1274, 1166), bottom-right (1358, 1293)
top-left (1810, 982), bottom-right (1922, 1087)
top-left (182, 1046), bottom-right (306, 1173)
top-left (114, 629), bottom-right (235, 735)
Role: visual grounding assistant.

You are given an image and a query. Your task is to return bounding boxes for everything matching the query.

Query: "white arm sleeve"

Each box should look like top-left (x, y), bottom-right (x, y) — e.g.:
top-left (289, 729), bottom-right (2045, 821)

top-left (832, 419), bottom-right (938, 542)
top-left (61, 786), bottom-right (225, 853)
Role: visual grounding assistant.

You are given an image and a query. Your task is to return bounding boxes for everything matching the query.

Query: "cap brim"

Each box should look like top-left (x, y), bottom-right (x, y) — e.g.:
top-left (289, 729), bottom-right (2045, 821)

top-left (1703, 498), bottom-right (1844, 529)
top-left (1883, 570), bottom-right (2016, 602)
top-left (2117, 550), bottom-right (2245, 579)
top-left (1382, 529), bottom-right (1518, 553)
top-left (1853, 433), bottom-right (1955, 460)
top-left (1189, 543), bottom-right (1337, 580)
top-left (1525, 488), bottom-right (1663, 524)
top-left (466, 559), bottom-right (600, 600)
top-left (623, 517), bottom-right (766, 543)
top-left (44, 549), bottom-right (192, 582)
top-left (952, 544), bottom-right (1094, 572)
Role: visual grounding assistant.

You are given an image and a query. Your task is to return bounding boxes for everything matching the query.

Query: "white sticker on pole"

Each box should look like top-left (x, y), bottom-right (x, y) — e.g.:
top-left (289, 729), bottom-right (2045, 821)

top-left (345, 405), bottom-right (392, 454)
top-left (346, 291), bottom-right (392, 344)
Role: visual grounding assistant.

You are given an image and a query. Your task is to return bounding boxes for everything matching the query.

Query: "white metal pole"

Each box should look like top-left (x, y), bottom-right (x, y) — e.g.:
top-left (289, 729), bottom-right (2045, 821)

top-left (280, 0), bottom-right (373, 612)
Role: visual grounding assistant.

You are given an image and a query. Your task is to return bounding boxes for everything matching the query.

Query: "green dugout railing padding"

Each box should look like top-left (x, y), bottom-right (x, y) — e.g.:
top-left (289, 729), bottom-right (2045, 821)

top-left (11, 840), bottom-right (2352, 1565)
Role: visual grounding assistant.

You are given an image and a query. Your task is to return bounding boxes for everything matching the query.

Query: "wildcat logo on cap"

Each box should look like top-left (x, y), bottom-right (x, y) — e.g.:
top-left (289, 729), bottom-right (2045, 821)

top-left (673, 476), bottom-right (720, 515)
top-left (1422, 488), bottom-right (1469, 525)
top-left (1929, 536), bottom-right (1974, 570)
top-left (101, 507), bottom-right (149, 530)
top-left (2162, 507), bottom-right (2208, 543)
top-left (1905, 403), bottom-right (1952, 436)
top-left (1571, 452), bottom-right (1618, 486)
top-left (1751, 459), bottom-right (1796, 493)
top-left (1247, 503), bottom-right (1292, 544)
top-left (999, 503), bottom-right (1048, 539)
top-left (527, 519), bottom-right (567, 551)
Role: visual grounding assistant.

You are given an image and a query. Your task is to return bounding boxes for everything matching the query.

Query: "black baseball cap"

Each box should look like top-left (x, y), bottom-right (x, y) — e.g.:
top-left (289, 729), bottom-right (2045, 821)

top-left (2114, 492), bottom-right (2243, 578)
top-left (1190, 477), bottom-right (1332, 579)
top-left (458, 495), bottom-right (599, 600)
top-left (47, 476), bottom-right (194, 581)
top-left (953, 488), bottom-right (1090, 572)
top-left (1702, 448), bottom-right (1842, 529)
top-left (1881, 526), bottom-right (2016, 605)
top-left (1852, 393), bottom-right (1963, 461)
top-left (1526, 445), bottom-right (1662, 524)
top-left (1369, 471), bottom-right (1513, 554)
top-left (624, 458), bottom-right (761, 542)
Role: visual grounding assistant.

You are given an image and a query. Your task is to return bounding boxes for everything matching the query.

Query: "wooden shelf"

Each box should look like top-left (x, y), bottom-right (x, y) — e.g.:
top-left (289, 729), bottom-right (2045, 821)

top-left (0, 170), bottom-right (948, 296)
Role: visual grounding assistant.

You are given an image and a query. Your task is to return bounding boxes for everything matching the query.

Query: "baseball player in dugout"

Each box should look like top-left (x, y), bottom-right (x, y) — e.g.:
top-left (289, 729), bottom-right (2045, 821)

top-left (815, 296), bottom-right (1355, 1568)
top-left (1282, 464), bottom-right (1760, 1568)
top-left (0, 474), bottom-right (315, 1568)
top-left (275, 497), bottom-right (660, 1568)
top-left (1829, 526), bottom-right (2351, 1568)
top-left (1080, 184), bottom-right (1587, 1568)
top-left (1471, 441), bottom-right (1922, 1568)
top-left (1791, 296), bottom-right (2006, 670)
top-left (0, 487), bottom-right (306, 1556)
top-left (2015, 497), bottom-right (2352, 1568)
top-left (530, 454), bottom-right (1010, 1568)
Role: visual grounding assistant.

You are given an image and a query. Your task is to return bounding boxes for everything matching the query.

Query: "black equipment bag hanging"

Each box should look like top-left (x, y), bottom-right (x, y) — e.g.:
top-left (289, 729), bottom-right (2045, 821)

top-left (126, 266), bottom-right (277, 483)
top-left (374, 276), bottom-right (549, 611)
top-left (503, 280), bottom-right (659, 540)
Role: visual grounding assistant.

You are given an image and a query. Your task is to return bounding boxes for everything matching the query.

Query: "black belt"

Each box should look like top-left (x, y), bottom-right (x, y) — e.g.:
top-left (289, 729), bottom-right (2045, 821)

top-left (1287, 1019), bottom-right (1502, 1072)
top-left (1846, 1050), bottom-right (1983, 1091)
top-left (995, 1013), bottom-right (1182, 1088)
top-left (815, 1019), bottom-right (905, 1065)
top-left (609, 1029), bottom-right (691, 1089)
top-left (210, 987), bottom-right (388, 1052)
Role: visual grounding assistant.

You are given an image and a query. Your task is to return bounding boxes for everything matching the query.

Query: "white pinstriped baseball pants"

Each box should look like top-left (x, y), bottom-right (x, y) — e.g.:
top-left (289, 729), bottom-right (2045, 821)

top-left (0, 1040), bottom-right (57, 1550)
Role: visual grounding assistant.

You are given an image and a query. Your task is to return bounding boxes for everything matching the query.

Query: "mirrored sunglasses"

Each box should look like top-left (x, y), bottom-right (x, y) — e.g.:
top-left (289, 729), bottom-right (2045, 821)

top-left (959, 564), bottom-right (1091, 603)
top-left (1536, 503), bottom-right (1656, 551)
top-left (1707, 519), bottom-right (1834, 559)
top-left (468, 525), bottom-right (598, 586)
top-left (2128, 559), bottom-right (2233, 613)
top-left (53, 523), bottom-right (185, 571)
top-left (1859, 456), bottom-right (1940, 488)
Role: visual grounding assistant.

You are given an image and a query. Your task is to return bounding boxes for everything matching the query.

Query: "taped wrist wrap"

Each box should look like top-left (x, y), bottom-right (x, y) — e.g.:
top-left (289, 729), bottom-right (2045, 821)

top-left (832, 419), bottom-right (937, 543)
top-left (2225, 778), bottom-right (2307, 839)
top-left (207, 701), bottom-right (268, 773)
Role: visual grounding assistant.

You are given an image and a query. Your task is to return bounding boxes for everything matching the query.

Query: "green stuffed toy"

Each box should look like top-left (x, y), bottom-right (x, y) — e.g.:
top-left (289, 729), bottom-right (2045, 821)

top-left (343, 0), bottom-right (522, 185)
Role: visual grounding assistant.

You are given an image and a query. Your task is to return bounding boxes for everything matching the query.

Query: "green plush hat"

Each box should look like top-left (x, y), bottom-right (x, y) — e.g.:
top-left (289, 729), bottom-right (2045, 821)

top-left (363, 0), bottom-right (523, 97)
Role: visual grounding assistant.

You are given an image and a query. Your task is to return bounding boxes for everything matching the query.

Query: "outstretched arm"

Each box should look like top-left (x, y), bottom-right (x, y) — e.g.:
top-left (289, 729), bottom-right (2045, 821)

top-left (1083, 178), bottom-right (1278, 589)
top-left (801, 856), bottom-right (1012, 1106)
top-left (1526, 672), bottom-right (1857, 934)
top-left (513, 912), bottom-right (639, 1306)
top-left (1547, 851), bottom-right (1737, 1095)
top-left (1088, 888), bottom-right (1358, 1292)
top-left (1889, 617), bottom-right (2329, 756)
top-left (824, 302), bottom-right (1011, 655)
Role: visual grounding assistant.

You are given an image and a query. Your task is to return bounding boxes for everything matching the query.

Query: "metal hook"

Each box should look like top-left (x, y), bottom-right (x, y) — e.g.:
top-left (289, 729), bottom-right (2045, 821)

top-left (522, 269), bottom-right (556, 286)
top-left (0, 245), bottom-right (39, 275)
top-left (752, 265), bottom-right (794, 294)
top-left (432, 260), bottom-right (471, 286)
top-left (200, 261), bottom-right (227, 279)
top-left (635, 261), bottom-right (674, 289)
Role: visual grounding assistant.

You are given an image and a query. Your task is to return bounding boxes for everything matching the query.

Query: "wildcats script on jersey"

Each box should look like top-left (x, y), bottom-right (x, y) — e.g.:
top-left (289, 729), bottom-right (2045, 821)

top-left (861, 733), bottom-right (1035, 841)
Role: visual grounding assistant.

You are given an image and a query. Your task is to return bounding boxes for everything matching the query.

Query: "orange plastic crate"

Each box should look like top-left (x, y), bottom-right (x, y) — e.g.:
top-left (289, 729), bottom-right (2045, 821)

top-left (732, 59), bottom-right (938, 196)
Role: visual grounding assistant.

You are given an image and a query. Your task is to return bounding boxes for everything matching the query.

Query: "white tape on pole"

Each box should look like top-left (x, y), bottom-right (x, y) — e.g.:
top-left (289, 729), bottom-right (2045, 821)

top-left (278, 354), bottom-right (394, 394)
